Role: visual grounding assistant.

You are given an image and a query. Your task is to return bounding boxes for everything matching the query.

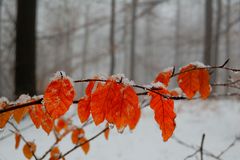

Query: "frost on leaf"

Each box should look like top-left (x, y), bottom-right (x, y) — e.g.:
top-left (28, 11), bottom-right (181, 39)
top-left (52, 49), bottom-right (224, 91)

top-left (13, 95), bottom-right (31, 124)
top-left (50, 147), bottom-right (61, 160)
top-left (90, 79), bottom-right (141, 131)
top-left (149, 88), bottom-right (176, 141)
top-left (154, 67), bottom-right (173, 87)
top-left (22, 142), bottom-right (36, 159)
top-left (44, 71), bottom-right (75, 119)
top-left (29, 104), bottom-right (44, 129)
top-left (0, 98), bottom-right (12, 128)
top-left (78, 81), bottom-right (95, 123)
top-left (177, 64), bottom-right (211, 99)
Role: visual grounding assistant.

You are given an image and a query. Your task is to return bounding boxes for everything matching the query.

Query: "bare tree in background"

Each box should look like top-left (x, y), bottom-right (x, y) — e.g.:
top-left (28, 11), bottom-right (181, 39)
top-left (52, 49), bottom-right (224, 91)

top-left (110, 0), bottom-right (116, 75)
top-left (212, 0), bottom-right (222, 92)
top-left (0, 0), bottom-right (3, 96)
top-left (174, 0), bottom-right (181, 68)
top-left (15, 0), bottom-right (37, 96)
top-left (225, 0), bottom-right (231, 93)
top-left (130, 0), bottom-right (138, 80)
top-left (203, 0), bottom-right (213, 65)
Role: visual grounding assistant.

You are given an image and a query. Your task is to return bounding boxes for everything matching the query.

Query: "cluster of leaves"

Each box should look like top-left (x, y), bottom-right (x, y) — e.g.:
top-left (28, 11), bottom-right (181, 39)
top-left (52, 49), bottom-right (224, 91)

top-left (0, 62), bottom-right (212, 159)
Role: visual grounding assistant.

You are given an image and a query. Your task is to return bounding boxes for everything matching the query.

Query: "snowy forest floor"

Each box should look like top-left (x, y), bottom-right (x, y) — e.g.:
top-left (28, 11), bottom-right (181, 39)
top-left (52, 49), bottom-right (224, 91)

top-left (0, 99), bottom-right (240, 160)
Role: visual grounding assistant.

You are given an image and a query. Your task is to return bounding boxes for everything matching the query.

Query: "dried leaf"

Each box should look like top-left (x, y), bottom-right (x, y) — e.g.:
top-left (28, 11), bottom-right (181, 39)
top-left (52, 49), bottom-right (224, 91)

top-left (23, 142), bottom-right (36, 159)
top-left (13, 107), bottom-right (29, 124)
top-left (90, 80), bottom-right (121, 125)
top-left (154, 68), bottom-right (173, 86)
top-left (71, 128), bottom-right (85, 144)
top-left (41, 111), bottom-right (54, 134)
top-left (29, 104), bottom-right (44, 128)
top-left (149, 88), bottom-right (176, 141)
top-left (177, 64), bottom-right (200, 99)
top-left (15, 133), bottom-right (21, 149)
top-left (44, 75), bottom-right (75, 119)
top-left (50, 147), bottom-right (60, 160)
top-left (0, 102), bottom-right (12, 128)
top-left (199, 69), bottom-right (211, 99)
top-left (104, 124), bottom-right (110, 140)
top-left (79, 137), bottom-right (90, 154)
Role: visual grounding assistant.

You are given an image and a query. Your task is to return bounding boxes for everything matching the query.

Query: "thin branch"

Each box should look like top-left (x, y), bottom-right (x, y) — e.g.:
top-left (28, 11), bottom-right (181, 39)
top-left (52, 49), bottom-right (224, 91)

top-left (8, 122), bottom-right (38, 160)
top-left (58, 127), bottom-right (109, 159)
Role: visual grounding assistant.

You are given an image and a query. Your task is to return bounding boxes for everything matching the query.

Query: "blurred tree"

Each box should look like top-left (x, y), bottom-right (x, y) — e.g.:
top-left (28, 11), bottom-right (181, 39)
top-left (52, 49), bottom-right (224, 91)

top-left (130, 0), bottom-right (138, 80)
top-left (225, 0), bottom-right (231, 93)
top-left (174, 0), bottom-right (181, 68)
top-left (110, 0), bottom-right (116, 75)
top-left (15, 0), bottom-right (37, 96)
top-left (203, 0), bottom-right (213, 65)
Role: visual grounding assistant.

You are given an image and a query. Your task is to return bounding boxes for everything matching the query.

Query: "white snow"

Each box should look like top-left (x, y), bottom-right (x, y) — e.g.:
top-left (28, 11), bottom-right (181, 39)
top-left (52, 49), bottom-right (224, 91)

top-left (50, 71), bottom-right (74, 86)
top-left (15, 94), bottom-right (31, 104)
top-left (0, 97), bottom-right (9, 104)
top-left (0, 99), bottom-right (240, 160)
top-left (190, 61), bottom-right (208, 68)
top-left (111, 74), bottom-right (135, 86)
top-left (150, 81), bottom-right (167, 89)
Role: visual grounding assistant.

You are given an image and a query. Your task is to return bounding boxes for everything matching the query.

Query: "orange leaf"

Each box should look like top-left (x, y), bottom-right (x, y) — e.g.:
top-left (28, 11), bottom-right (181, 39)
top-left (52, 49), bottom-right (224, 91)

top-left (90, 80), bottom-right (121, 125)
top-left (55, 118), bottom-right (67, 133)
top-left (15, 133), bottom-right (21, 149)
top-left (154, 68), bottom-right (173, 86)
top-left (108, 85), bottom-right (140, 131)
top-left (199, 69), bottom-right (211, 99)
top-left (41, 111), bottom-right (54, 134)
top-left (177, 64), bottom-right (200, 99)
top-left (71, 128), bottom-right (85, 144)
top-left (79, 137), bottom-right (90, 154)
top-left (44, 73), bottom-right (75, 119)
top-left (0, 101), bottom-right (12, 128)
top-left (78, 81), bottom-right (95, 123)
top-left (50, 147), bottom-right (60, 160)
top-left (149, 88), bottom-right (176, 141)
top-left (29, 104), bottom-right (44, 128)
top-left (104, 124), bottom-right (110, 140)
top-left (23, 142), bottom-right (36, 159)
top-left (13, 107), bottom-right (29, 124)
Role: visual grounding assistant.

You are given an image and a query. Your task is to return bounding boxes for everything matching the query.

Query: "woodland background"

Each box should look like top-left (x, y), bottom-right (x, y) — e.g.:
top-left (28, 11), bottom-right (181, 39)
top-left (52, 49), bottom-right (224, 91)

top-left (0, 0), bottom-right (240, 160)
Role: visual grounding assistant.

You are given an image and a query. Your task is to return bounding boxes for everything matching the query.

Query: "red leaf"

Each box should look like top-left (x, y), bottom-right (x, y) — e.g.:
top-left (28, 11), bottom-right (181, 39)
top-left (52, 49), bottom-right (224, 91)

top-left (149, 88), bottom-right (176, 141)
top-left (71, 128), bottom-right (85, 144)
top-left (50, 147), bottom-right (60, 160)
top-left (154, 68), bottom-right (173, 86)
top-left (15, 133), bottom-right (21, 149)
top-left (90, 80), bottom-right (121, 125)
top-left (0, 101), bottom-right (12, 128)
top-left (104, 124), bottom-right (110, 140)
top-left (41, 111), bottom-right (54, 134)
top-left (29, 104), bottom-right (44, 128)
top-left (177, 64), bottom-right (200, 99)
top-left (199, 69), bottom-right (211, 99)
top-left (22, 142), bottom-right (36, 159)
top-left (78, 81), bottom-right (95, 123)
top-left (44, 74), bottom-right (75, 119)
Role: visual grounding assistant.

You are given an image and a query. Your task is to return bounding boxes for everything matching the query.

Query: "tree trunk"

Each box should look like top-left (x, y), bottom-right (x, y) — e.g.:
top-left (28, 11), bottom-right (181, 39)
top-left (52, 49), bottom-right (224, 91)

top-left (225, 0), bottom-right (231, 93)
top-left (15, 0), bottom-right (37, 96)
top-left (174, 0), bottom-right (181, 68)
top-left (110, 0), bottom-right (116, 75)
top-left (203, 0), bottom-right (213, 65)
top-left (130, 0), bottom-right (138, 80)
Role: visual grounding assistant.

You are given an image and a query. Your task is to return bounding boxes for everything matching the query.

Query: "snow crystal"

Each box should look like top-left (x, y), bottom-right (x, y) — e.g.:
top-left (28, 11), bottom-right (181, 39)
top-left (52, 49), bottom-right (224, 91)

top-left (16, 94), bottom-right (31, 104)
top-left (0, 97), bottom-right (9, 104)
top-left (50, 71), bottom-right (74, 86)
top-left (163, 66), bottom-right (174, 72)
top-left (112, 74), bottom-right (135, 86)
top-left (171, 87), bottom-right (182, 95)
top-left (150, 82), bottom-right (166, 89)
top-left (32, 95), bottom-right (43, 100)
top-left (190, 61), bottom-right (208, 68)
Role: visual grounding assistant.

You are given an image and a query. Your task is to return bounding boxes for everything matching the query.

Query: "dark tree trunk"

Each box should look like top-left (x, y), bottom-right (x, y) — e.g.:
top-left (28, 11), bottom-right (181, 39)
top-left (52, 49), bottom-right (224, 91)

top-left (15, 0), bottom-right (37, 96)
top-left (203, 0), bottom-right (213, 65)
top-left (110, 0), bottom-right (116, 75)
top-left (130, 0), bottom-right (138, 80)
